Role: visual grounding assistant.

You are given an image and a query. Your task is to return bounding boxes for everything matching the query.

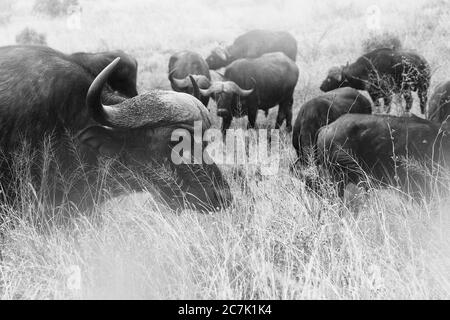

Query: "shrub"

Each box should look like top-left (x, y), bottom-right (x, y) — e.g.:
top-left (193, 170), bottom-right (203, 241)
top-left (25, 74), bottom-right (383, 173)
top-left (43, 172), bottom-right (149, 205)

top-left (32, 0), bottom-right (79, 18)
top-left (361, 32), bottom-right (403, 54)
top-left (15, 27), bottom-right (47, 46)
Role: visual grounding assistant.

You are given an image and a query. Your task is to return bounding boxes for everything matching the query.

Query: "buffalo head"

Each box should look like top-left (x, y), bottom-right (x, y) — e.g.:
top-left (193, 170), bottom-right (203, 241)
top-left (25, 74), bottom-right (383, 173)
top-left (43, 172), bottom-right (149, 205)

top-left (205, 47), bottom-right (229, 70)
top-left (70, 50), bottom-right (139, 98)
top-left (108, 51), bottom-right (138, 98)
top-left (170, 74), bottom-right (211, 92)
top-left (320, 65), bottom-right (348, 92)
top-left (198, 80), bottom-right (254, 117)
top-left (79, 58), bottom-right (232, 212)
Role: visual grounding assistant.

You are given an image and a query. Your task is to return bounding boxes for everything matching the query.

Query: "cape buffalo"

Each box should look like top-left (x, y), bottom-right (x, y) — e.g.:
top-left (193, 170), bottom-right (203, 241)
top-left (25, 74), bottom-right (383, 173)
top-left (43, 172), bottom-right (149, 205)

top-left (320, 48), bottom-right (430, 115)
top-left (428, 81), bottom-right (450, 123)
top-left (206, 29), bottom-right (298, 70)
top-left (69, 49), bottom-right (138, 98)
top-left (168, 51), bottom-right (211, 107)
top-left (0, 45), bottom-right (231, 212)
top-left (199, 52), bottom-right (299, 134)
top-left (292, 88), bottom-right (372, 165)
top-left (315, 114), bottom-right (450, 197)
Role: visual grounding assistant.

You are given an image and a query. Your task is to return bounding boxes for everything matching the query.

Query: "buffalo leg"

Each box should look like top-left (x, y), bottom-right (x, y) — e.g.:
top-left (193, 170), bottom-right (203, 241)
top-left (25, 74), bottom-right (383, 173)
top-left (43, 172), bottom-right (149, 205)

top-left (369, 92), bottom-right (382, 114)
top-left (247, 107), bottom-right (258, 129)
top-left (418, 88), bottom-right (428, 115)
top-left (275, 100), bottom-right (292, 130)
top-left (221, 114), bottom-right (233, 137)
top-left (275, 111), bottom-right (286, 130)
top-left (329, 149), bottom-right (365, 198)
top-left (383, 95), bottom-right (393, 114)
top-left (403, 90), bottom-right (413, 113)
top-left (283, 98), bottom-right (294, 132)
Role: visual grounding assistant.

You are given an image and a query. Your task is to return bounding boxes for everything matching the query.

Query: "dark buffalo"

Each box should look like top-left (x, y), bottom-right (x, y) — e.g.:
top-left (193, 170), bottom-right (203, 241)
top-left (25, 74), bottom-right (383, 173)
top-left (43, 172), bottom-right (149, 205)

top-left (199, 52), bottom-right (299, 134)
top-left (428, 81), bottom-right (450, 123)
top-left (315, 113), bottom-right (450, 197)
top-left (0, 45), bottom-right (231, 212)
top-left (320, 48), bottom-right (430, 115)
top-left (168, 51), bottom-right (211, 107)
top-left (69, 49), bottom-right (138, 98)
top-left (292, 88), bottom-right (372, 165)
top-left (206, 29), bottom-right (298, 70)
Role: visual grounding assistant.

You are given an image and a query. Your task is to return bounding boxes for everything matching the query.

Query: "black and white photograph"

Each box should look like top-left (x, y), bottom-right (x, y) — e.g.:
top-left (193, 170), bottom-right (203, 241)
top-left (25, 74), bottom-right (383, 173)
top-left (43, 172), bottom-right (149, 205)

top-left (0, 0), bottom-right (449, 302)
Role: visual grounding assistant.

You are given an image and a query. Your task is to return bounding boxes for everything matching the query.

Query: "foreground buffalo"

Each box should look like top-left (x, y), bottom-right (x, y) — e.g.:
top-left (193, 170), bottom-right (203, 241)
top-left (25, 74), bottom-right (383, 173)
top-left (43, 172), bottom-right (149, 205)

top-left (199, 52), bottom-right (299, 134)
top-left (0, 45), bottom-right (231, 212)
top-left (69, 49), bottom-right (138, 98)
top-left (292, 88), bottom-right (372, 165)
top-left (168, 51), bottom-right (211, 107)
top-left (315, 114), bottom-right (450, 197)
top-left (428, 81), bottom-right (450, 123)
top-left (206, 29), bottom-right (298, 70)
top-left (320, 48), bottom-right (430, 115)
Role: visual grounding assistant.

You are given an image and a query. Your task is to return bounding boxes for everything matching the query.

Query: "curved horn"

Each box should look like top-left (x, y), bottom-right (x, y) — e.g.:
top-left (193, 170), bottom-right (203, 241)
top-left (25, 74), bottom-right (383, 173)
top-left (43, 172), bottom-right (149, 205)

top-left (86, 57), bottom-right (122, 127)
top-left (199, 82), bottom-right (224, 97)
top-left (226, 82), bottom-right (254, 97)
top-left (199, 87), bottom-right (213, 97)
top-left (191, 75), bottom-right (211, 88)
top-left (189, 75), bottom-right (200, 100)
top-left (88, 58), bottom-right (211, 130)
top-left (171, 76), bottom-right (191, 89)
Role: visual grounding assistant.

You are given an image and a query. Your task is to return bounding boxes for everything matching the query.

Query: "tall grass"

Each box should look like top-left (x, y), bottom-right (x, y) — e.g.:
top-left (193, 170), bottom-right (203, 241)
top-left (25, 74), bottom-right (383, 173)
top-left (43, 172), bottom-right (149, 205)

top-left (0, 0), bottom-right (450, 299)
top-left (0, 133), bottom-right (449, 299)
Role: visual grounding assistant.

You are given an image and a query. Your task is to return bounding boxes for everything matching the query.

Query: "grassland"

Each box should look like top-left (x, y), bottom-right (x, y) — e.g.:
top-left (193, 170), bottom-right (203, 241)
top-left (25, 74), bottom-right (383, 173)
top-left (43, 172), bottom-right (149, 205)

top-left (0, 0), bottom-right (449, 299)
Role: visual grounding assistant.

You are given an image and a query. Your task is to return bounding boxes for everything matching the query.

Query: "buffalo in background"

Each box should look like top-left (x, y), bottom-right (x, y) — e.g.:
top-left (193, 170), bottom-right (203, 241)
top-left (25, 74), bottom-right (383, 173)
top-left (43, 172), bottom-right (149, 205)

top-left (428, 80), bottom-right (450, 123)
top-left (315, 114), bottom-right (450, 197)
top-left (206, 29), bottom-right (298, 70)
top-left (168, 50), bottom-right (211, 107)
top-left (199, 52), bottom-right (299, 134)
top-left (320, 48), bottom-right (430, 115)
top-left (69, 49), bottom-right (139, 98)
top-left (0, 45), bottom-right (231, 212)
top-left (292, 87), bottom-right (372, 165)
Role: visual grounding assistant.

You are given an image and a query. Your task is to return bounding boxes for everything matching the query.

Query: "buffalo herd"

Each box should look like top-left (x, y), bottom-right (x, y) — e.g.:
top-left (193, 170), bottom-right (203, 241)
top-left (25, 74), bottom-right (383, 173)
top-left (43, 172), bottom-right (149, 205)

top-left (0, 29), bottom-right (449, 215)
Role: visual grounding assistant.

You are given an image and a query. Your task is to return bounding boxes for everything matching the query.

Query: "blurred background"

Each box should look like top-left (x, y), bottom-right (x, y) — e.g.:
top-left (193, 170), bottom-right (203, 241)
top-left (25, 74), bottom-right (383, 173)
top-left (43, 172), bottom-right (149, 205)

top-left (1, 0), bottom-right (449, 108)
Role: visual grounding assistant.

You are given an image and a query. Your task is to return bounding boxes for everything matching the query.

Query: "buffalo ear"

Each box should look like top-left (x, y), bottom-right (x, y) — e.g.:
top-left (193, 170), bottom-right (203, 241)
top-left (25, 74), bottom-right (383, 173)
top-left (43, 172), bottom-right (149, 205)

top-left (216, 48), bottom-right (227, 61)
top-left (77, 126), bottom-right (124, 157)
top-left (331, 69), bottom-right (342, 82)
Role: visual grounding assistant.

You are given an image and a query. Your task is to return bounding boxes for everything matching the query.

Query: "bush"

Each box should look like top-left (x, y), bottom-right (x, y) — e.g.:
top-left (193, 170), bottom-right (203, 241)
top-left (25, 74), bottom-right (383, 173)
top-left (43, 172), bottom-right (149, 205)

top-left (361, 32), bottom-right (403, 54)
top-left (32, 0), bottom-right (79, 18)
top-left (15, 27), bottom-right (47, 46)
